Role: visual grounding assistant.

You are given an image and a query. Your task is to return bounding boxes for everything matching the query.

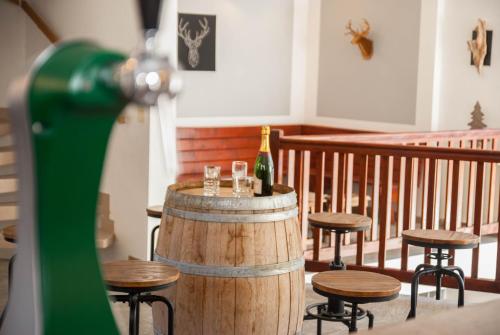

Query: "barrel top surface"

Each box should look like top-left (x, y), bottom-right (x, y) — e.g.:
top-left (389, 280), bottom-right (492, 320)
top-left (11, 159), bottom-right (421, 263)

top-left (402, 229), bottom-right (480, 248)
top-left (102, 260), bottom-right (179, 289)
top-left (312, 270), bottom-right (401, 298)
top-left (2, 225), bottom-right (16, 243)
top-left (166, 180), bottom-right (297, 211)
top-left (146, 205), bottom-right (163, 218)
top-left (308, 213), bottom-right (372, 231)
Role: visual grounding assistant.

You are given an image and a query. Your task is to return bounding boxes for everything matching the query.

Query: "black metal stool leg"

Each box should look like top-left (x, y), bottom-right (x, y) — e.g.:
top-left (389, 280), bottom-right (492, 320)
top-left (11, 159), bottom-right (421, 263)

top-left (367, 310), bottom-right (374, 329)
top-left (328, 231), bottom-right (346, 316)
top-left (150, 225), bottom-right (160, 261)
top-left (316, 305), bottom-right (322, 335)
top-left (349, 303), bottom-right (358, 333)
top-left (129, 293), bottom-right (140, 335)
top-left (408, 268), bottom-right (436, 319)
top-left (442, 268), bottom-right (465, 307)
top-left (140, 294), bottom-right (175, 335)
top-left (435, 271), bottom-right (442, 300)
top-left (447, 266), bottom-right (465, 280)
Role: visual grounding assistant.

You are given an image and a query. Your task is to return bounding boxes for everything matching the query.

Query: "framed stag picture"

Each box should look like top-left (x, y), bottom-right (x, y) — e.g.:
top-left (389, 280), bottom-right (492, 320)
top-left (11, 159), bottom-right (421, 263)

top-left (177, 13), bottom-right (216, 71)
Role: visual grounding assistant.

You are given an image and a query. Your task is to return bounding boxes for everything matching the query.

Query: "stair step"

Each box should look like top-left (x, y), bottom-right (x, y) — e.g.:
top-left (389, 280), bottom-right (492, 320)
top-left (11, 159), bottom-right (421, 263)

top-left (0, 135), bottom-right (13, 152)
top-left (0, 192), bottom-right (17, 205)
top-left (0, 164), bottom-right (16, 179)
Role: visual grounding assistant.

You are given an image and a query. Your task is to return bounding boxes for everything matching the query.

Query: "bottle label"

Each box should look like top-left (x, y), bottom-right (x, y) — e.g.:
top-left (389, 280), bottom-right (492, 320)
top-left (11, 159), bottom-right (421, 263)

top-left (254, 178), bottom-right (262, 194)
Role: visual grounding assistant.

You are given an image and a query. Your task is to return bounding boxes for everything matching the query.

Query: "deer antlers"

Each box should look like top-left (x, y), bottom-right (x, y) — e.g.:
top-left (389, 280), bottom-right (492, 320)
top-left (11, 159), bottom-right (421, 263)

top-left (345, 19), bottom-right (373, 60)
top-left (345, 19), bottom-right (370, 38)
top-left (178, 17), bottom-right (210, 44)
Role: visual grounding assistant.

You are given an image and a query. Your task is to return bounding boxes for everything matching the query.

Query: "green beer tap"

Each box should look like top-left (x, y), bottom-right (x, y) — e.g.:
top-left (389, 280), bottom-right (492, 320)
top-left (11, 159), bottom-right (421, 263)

top-left (1, 1), bottom-right (180, 334)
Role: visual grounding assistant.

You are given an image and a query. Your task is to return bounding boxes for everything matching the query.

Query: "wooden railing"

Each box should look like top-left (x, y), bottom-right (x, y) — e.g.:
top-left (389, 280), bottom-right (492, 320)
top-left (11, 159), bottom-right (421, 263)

top-left (271, 129), bottom-right (500, 293)
top-left (8, 0), bottom-right (59, 43)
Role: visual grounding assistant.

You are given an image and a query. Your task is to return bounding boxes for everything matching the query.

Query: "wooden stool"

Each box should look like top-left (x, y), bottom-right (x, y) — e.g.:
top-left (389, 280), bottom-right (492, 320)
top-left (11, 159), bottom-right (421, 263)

top-left (308, 213), bottom-right (371, 315)
top-left (103, 260), bottom-right (179, 335)
top-left (146, 205), bottom-right (162, 261)
top-left (307, 270), bottom-right (400, 333)
top-left (402, 229), bottom-right (480, 319)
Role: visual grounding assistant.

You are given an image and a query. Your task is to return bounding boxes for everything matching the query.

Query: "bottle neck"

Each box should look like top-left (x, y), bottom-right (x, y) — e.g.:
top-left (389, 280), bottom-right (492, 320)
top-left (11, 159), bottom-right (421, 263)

top-left (259, 133), bottom-right (270, 152)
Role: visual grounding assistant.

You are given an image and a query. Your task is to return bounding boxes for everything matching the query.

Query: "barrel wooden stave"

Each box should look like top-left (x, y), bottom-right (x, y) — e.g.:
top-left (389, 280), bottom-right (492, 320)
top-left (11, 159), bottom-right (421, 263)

top-left (153, 182), bottom-right (304, 335)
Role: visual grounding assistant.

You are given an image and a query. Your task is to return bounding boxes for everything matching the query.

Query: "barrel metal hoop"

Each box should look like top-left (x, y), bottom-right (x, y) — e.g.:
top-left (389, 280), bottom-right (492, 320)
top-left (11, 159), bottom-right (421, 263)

top-left (154, 253), bottom-right (305, 278)
top-left (165, 181), bottom-right (297, 211)
top-left (164, 207), bottom-right (298, 223)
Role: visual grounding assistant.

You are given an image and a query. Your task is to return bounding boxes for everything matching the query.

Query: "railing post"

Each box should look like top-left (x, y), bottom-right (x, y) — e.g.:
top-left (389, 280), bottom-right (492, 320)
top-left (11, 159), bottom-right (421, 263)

top-left (270, 129), bottom-right (283, 184)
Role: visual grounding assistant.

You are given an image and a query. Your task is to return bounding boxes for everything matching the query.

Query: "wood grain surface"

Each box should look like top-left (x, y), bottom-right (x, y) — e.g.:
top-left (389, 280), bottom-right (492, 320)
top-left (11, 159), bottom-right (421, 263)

top-left (146, 205), bottom-right (163, 218)
top-left (308, 213), bottom-right (372, 231)
top-left (402, 229), bottom-right (480, 247)
top-left (102, 260), bottom-right (179, 289)
top-left (312, 270), bottom-right (401, 298)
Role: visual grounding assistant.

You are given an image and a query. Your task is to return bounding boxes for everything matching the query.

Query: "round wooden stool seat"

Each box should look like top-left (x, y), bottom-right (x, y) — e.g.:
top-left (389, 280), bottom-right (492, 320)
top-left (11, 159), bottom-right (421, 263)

top-left (146, 205), bottom-right (163, 219)
top-left (308, 213), bottom-right (371, 232)
top-left (103, 260), bottom-right (179, 290)
top-left (312, 270), bottom-right (401, 301)
top-left (2, 225), bottom-right (17, 243)
top-left (402, 229), bottom-right (480, 249)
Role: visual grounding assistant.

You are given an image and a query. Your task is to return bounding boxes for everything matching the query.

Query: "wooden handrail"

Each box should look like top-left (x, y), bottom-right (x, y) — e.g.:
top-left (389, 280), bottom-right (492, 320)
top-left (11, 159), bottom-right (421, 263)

top-left (278, 136), bottom-right (500, 163)
top-left (8, 0), bottom-right (59, 43)
top-left (283, 129), bottom-right (500, 144)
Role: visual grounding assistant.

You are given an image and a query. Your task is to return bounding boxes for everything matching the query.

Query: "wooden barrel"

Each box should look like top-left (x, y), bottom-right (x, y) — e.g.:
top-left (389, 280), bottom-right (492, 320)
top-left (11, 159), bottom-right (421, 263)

top-left (152, 180), bottom-right (304, 335)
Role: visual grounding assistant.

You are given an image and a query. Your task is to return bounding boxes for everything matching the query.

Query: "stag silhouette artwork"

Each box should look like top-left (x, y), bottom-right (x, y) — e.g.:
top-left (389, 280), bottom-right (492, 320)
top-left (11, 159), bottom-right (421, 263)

top-left (178, 17), bottom-right (210, 69)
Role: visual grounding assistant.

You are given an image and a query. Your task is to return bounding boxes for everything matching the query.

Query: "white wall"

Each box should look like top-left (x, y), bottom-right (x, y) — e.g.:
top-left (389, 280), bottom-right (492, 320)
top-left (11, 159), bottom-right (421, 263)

top-left (436, 0), bottom-right (500, 130)
top-left (313, 0), bottom-right (423, 130)
top-left (0, 2), bottom-right (49, 107)
top-left (176, 0), bottom-right (298, 126)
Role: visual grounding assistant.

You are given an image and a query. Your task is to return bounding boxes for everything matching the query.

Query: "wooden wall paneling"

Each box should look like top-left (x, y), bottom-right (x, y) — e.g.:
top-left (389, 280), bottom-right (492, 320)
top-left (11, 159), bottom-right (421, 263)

top-left (471, 161), bottom-right (485, 279)
top-left (356, 154), bottom-right (369, 266)
top-left (312, 151), bottom-right (325, 261)
top-left (177, 125), bottom-right (301, 181)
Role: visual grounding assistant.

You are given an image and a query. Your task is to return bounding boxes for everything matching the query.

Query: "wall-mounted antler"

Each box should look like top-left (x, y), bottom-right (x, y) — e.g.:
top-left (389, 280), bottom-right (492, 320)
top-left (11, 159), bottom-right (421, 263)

top-left (345, 19), bottom-right (373, 60)
top-left (467, 18), bottom-right (487, 74)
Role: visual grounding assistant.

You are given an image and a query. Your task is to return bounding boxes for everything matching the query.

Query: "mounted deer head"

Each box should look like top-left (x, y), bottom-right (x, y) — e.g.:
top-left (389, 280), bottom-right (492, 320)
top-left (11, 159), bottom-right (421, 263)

top-left (467, 18), bottom-right (488, 74)
top-left (345, 19), bottom-right (373, 60)
top-left (178, 17), bottom-right (210, 68)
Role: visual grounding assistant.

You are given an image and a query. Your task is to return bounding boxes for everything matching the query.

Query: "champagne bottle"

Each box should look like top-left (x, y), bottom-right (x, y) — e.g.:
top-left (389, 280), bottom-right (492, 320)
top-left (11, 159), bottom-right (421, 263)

top-left (254, 126), bottom-right (274, 197)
